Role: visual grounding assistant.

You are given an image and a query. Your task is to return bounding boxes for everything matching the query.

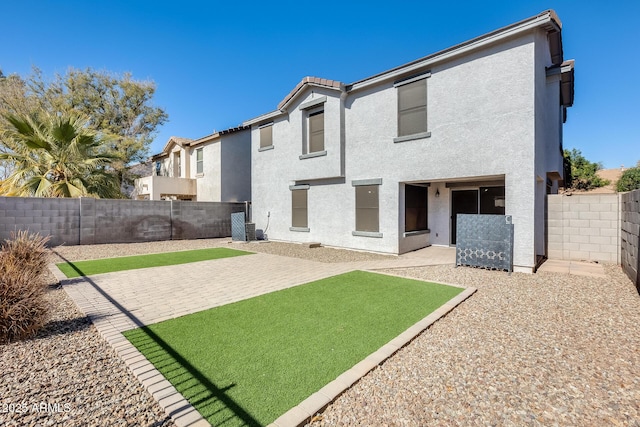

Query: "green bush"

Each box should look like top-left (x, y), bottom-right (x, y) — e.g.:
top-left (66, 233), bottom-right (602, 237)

top-left (0, 231), bottom-right (51, 344)
top-left (616, 166), bottom-right (640, 192)
top-left (563, 148), bottom-right (609, 190)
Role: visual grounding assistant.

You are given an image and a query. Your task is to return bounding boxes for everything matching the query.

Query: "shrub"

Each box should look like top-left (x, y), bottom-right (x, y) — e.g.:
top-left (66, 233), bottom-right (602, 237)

top-left (0, 231), bottom-right (51, 344)
top-left (563, 148), bottom-right (610, 190)
top-left (616, 166), bottom-right (640, 192)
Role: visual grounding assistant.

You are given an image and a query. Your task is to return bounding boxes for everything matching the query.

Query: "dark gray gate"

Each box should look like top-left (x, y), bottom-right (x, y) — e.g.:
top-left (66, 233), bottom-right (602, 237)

top-left (621, 189), bottom-right (640, 290)
top-left (456, 214), bottom-right (514, 272)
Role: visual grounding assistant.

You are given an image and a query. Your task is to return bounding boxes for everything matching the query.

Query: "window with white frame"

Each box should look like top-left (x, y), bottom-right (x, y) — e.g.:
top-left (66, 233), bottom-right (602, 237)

top-left (196, 148), bottom-right (203, 175)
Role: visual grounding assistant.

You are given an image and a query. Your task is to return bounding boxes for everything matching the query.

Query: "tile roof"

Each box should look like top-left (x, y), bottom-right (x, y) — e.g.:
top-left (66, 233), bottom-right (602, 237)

top-left (188, 125), bottom-right (250, 147)
top-left (170, 136), bottom-right (193, 145)
top-left (157, 136), bottom-right (193, 157)
top-left (277, 76), bottom-right (344, 110)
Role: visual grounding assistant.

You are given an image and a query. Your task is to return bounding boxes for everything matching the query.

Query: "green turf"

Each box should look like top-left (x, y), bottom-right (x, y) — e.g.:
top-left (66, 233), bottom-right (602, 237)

top-left (56, 247), bottom-right (252, 277)
top-left (123, 270), bottom-right (463, 426)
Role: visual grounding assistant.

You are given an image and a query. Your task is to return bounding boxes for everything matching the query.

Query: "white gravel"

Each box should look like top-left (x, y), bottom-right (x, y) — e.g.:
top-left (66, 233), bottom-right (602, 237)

top-left (3, 239), bottom-right (639, 426)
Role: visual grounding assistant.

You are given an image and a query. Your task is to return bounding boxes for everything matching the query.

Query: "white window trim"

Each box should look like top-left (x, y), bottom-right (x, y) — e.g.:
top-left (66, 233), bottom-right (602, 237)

top-left (195, 148), bottom-right (203, 175)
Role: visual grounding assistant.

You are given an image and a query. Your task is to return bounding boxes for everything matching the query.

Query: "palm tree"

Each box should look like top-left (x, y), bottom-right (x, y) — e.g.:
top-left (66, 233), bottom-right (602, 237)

top-left (0, 112), bottom-right (120, 198)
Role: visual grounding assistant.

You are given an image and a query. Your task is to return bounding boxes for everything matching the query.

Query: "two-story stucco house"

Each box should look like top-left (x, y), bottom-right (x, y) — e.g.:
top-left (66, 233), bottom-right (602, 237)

top-left (135, 127), bottom-right (251, 202)
top-left (244, 10), bottom-right (574, 273)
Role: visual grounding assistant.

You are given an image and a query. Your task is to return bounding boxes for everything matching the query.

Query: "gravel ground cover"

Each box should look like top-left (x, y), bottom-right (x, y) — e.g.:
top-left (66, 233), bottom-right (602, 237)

top-left (1, 239), bottom-right (393, 426)
top-left (309, 263), bottom-right (640, 426)
top-left (0, 282), bottom-right (174, 427)
top-left (3, 238), bottom-right (638, 426)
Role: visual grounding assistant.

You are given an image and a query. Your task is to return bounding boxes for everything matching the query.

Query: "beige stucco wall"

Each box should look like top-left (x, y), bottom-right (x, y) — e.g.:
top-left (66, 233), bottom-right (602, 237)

top-left (135, 175), bottom-right (196, 200)
top-left (191, 140), bottom-right (222, 202)
top-left (547, 194), bottom-right (621, 263)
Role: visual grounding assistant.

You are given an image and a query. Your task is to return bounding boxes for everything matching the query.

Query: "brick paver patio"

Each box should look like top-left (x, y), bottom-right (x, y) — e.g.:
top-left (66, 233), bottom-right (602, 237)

top-left (54, 245), bottom-right (601, 427)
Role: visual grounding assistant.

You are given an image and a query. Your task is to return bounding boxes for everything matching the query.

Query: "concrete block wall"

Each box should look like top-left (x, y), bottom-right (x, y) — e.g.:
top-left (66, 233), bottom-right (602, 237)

top-left (0, 197), bottom-right (246, 246)
top-left (621, 190), bottom-right (640, 287)
top-left (91, 199), bottom-right (172, 244)
top-left (171, 201), bottom-right (246, 239)
top-left (547, 194), bottom-right (621, 263)
top-left (0, 197), bottom-right (80, 246)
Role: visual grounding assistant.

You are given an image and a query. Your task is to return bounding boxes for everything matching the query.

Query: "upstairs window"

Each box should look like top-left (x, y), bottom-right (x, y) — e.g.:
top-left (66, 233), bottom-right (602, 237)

top-left (172, 151), bottom-right (181, 177)
top-left (259, 123), bottom-right (273, 149)
top-left (196, 148), bottom-right (203, 174)
top-left (308, 110), bottom-right (324, 153)
top-left (395, 74), bottom-right (430, 139)
top-left (299, 96), bottom-right (327, 158)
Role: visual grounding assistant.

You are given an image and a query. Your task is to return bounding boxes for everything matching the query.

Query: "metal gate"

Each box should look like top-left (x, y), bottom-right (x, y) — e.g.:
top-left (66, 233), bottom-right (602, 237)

top-left (456, 214), bottom-right (514, 272)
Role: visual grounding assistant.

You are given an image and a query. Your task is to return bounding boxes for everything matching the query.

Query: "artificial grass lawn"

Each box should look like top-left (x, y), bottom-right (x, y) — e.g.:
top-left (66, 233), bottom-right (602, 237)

top-left (56, 247), bottom-right (252, 278)
top-left (124, 270), bottom-right (464, 426)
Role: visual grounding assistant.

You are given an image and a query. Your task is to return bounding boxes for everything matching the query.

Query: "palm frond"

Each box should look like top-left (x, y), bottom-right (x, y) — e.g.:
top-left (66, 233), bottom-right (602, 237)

top-left (0, 111), bottom-right (118, 198)
top-left (3, 113), bottom-right (52, 150)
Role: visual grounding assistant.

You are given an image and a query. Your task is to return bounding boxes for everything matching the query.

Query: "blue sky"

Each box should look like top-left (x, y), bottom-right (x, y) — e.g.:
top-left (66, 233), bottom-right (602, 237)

top-left (2, 1), bottom-right (639, 168)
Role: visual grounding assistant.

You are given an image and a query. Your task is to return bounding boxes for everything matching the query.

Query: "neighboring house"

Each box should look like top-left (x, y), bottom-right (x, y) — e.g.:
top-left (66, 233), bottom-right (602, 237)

top-left (124, 161), bottom-right (154, 198)
top-left (135, 128), bottom-right (251, 202)
top-left (244, 10), bottom-right (574, 273)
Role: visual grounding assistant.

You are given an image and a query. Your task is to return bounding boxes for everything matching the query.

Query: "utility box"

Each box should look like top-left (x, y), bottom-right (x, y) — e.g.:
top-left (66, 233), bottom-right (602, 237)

top-left (245, 223), bottom-right (256, 241)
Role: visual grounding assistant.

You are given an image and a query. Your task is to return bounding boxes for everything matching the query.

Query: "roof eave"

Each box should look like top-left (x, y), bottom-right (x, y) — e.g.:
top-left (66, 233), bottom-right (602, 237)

top-left (158, 136), bottom-right (193, 157)
top-left (188, 125), bottom-right (250, 147)
top-left (348, 10), bottom-right (562, 92)
top-left (560, 59), bottom-right (575, 107)
top-left (242, 110), bottom-right (286, 127)
top-left (278, 81), bottom-right (344, 111)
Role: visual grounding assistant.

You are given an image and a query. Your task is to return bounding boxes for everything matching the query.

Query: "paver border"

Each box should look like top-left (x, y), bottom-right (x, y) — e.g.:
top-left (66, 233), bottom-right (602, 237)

top-left (51, 262), bottom-right (210, 427)
top-left (50, 260), bottom-right (475, 427)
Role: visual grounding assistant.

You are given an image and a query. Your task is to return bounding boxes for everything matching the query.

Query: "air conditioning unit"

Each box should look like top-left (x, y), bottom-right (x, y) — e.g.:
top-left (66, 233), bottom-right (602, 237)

top-left (245, 223), bottom-right (256, 241)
